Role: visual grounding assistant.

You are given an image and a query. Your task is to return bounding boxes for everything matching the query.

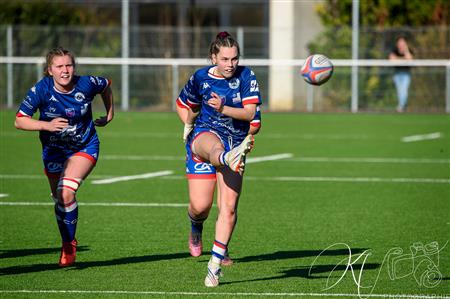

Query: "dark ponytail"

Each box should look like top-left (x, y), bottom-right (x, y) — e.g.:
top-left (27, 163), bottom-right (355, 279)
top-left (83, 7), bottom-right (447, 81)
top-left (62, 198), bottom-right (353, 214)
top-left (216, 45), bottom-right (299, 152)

top-left (208, 31), bottom-right (240, 61)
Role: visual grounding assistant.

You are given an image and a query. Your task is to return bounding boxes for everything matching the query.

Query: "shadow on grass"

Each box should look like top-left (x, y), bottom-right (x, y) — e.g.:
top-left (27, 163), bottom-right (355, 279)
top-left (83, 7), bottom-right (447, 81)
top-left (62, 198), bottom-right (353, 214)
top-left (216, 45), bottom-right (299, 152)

top-left (0, 248), bottom-right (190, 276)
top-left (233, 248), bottom-right (369, 263)
top-left (221, 247), bottom-right (380, 285)
top-left (221, 263), bottom-right (380, 285)
top-left (0, 246), bottom-right (88, 259)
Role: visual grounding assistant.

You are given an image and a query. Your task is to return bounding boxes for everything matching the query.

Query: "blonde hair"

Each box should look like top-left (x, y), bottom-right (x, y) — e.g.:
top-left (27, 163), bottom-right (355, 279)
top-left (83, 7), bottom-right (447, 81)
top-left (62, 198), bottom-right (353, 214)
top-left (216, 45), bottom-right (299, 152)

top-left (44, 47), bottom-right (76, 76)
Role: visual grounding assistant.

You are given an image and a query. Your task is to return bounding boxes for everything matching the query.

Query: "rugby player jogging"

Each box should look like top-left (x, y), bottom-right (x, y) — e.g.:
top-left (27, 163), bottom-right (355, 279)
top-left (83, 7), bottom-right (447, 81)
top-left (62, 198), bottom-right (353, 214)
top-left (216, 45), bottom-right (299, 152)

top-left (176, 32), bottom-right (262, 287)
top-left (15, 47), bottom-right (114, 267)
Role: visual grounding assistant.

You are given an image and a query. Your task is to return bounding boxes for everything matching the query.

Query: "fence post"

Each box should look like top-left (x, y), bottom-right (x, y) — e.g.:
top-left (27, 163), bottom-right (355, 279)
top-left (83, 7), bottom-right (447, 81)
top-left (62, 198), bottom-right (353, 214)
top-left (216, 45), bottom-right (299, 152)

top-left (351, 0), bottom-right (359, 113)
top-left (306, 84), bottom-right (314, 112)
top-left (7, 25), bottom-right (13, 108)
top-left (172, 64), bottom-right (179, 111)
top-left (237, 27), bottom-right (244, 58)
top-left (446, 65), bottom-right (450, 114)
top-left (121, 0), bottom-right (129, 111)
top-left (36, 63), bottom-right (41, 83)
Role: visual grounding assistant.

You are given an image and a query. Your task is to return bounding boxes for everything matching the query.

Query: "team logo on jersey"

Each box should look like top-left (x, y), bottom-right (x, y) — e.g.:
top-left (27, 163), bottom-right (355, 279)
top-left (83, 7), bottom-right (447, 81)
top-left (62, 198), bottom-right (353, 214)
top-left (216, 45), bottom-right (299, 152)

top-left (228, 78), bottom-right (240, 89)
top-left (65, 108), bottom-right (76, 118)
top-left (194, 162), bottom-right (213, 173)
top-left (74, 92), bottom-right (85, 102)
top-left (49, 95), bottom-right (58, 102)
top-left (202, 82), bottom-right (210, 90)
top-left (23, 96), bottom-right (33, 109)
top-left (250, 80), bottom-right (259, 92)
top-left (183, 87), bottom-right (196, 100)
top-left (45, 112), bottom-right (61, 118)
top-left (232, 93), bottom-right (241, 104)
top-left (81, 103), bottom-right (89, 115)
top-left (90, 76), bottom-right (101, 85)
top-left (47, 162), bottom-right (63, 172)
top-left (31, 86), bottom-right (36, 94)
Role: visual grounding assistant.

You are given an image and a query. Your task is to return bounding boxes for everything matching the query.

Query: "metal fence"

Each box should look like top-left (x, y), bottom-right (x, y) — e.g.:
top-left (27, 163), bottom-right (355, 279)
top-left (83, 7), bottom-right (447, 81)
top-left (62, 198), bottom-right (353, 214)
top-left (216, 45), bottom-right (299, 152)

top-left (1, 25), bottom-right (449, 113)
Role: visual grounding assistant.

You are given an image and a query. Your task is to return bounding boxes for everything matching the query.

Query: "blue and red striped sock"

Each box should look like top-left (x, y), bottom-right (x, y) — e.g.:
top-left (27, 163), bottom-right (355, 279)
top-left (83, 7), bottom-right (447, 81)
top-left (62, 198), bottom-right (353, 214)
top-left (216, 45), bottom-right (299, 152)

top-left (211, 240), bottom-right (227, 264)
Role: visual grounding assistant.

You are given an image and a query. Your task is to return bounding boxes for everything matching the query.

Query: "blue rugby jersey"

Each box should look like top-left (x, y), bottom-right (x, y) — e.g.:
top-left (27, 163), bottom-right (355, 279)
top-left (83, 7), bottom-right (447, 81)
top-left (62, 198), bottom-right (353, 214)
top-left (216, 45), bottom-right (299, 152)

top-left (17, 75), bottom-right (110, 148)
top-left (177, 65), bottom-right (262, 141)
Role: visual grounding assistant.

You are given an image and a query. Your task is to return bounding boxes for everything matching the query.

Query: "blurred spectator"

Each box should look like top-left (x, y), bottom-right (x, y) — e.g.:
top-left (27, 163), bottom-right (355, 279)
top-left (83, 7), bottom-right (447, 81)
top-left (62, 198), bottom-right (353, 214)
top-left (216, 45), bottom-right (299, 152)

top-left (389, 36), bottom-right (414, 112)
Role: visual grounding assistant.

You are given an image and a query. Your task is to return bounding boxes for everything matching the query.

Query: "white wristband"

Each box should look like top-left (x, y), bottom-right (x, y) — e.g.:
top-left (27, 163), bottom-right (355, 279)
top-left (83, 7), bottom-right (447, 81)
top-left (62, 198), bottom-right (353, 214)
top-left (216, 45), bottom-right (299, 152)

top-left (183, 123), bottom-right (194, 143)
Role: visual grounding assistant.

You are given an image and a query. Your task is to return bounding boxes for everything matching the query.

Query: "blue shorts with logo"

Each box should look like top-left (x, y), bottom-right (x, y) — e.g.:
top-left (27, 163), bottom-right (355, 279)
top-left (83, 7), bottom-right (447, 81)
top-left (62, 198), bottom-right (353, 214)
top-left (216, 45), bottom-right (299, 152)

top-left (185, 127), bottom-right (243, 179)
top-left (42, 137), bottom-right (99, 177)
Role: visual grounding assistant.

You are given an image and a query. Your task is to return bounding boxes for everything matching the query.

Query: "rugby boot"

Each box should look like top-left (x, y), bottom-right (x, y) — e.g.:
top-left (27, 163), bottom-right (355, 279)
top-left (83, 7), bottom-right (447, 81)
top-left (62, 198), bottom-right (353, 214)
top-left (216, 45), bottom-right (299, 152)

top-left (224, 134), bottom-right (254, 174)
top-left (188, 231), bottom-right (203, 257)
top-left (204, 259), bottom-right (222, 287)
top-left (59, 239), bottom-right (77, 267)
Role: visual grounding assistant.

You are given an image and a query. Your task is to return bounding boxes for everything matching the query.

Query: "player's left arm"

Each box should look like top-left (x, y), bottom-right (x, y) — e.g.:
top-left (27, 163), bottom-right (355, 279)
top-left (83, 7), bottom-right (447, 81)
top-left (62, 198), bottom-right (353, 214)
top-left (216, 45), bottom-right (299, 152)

top-left (94, 85), bottom-right (114, 127)
top-left (249, 106), bottom-right (262, 135)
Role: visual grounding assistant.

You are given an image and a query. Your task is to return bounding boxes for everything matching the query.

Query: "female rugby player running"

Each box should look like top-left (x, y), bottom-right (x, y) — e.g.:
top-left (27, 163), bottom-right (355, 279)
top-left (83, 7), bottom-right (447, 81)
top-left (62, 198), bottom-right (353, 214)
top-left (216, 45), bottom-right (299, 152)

top-left (15, 47), bottom-right (114, 267)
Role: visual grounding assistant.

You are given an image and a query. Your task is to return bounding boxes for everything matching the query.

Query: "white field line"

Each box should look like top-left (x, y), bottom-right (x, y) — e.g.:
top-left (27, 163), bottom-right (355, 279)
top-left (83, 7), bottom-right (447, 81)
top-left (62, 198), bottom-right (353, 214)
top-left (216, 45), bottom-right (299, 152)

top-left (0, 132), bottom-right (372, 140)
top-left (401, 132), bottom-right (442, 142)
top-left (290, 157), bottom-right (450, 164)
top-left (99, 155), bottom-right (450, 164)
top-left (0, 202), bottom-right (188, 207)
top-left (91, 170), bottom-right (173, 185)
top-left (1, 174), bottom-right (448, 184)
top-left (103, 155), bottom-right (183, 161)
top-left (0, 193), bottom-right (9, 198)
top-left (101, 153), bottom-right (294, 163)
top-left (0, 174), bottom-right (112, 179)
top-left (0, 290), bottom-right (447, 299)
top-left (246, 153), bottom-right (293, 163)
top-left (161, 175), bottom-right (450, 184)
top-left (0, 132), bottom-right (178, 138)
top-left (245, 176), bottom-right (450, 184)
top-left (0, 175), bottom-right (450, 184)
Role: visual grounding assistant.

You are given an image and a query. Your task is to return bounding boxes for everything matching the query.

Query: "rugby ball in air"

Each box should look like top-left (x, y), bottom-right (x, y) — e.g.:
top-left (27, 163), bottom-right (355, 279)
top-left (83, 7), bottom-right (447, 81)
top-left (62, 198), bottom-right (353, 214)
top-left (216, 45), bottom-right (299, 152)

top-left (301, 54), bottom-right (334, 85)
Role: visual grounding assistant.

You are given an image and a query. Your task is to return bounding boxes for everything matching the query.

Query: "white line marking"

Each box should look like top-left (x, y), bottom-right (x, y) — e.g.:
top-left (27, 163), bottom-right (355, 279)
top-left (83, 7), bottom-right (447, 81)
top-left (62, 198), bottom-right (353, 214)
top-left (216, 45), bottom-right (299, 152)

top-left (246, 153), bottom-right (294, 163)
top-left (0, 202), bottom-right (188, 207)
top-left (401, 132), bottom-right (442, 142)
top-left (0, 290), bottom-right (447, 299)
top-left (0, 194), bottom-right (9, 198)
top-left (290, 157), bottom-right (450, 164)
top-left (91, 170), bottom-right (173, 185)
top-left (261, 133), bottom-right (370, 140)
top-left (0, 132), bottom-right (372, 140)
top-left (161, 175), bottom-right (450, 184)
top-left (247, 176), bottom-right (450, 184)
top-left (101, 153), bottom-right (294, 163)
top-left (102, 155), bottom-right (183, 161)
top-left (1, 174), bottom-right (448, 184)
top-left (0, 174), bottom-right (112, 179)
top-left (99, 155), bottom-right (450, 164)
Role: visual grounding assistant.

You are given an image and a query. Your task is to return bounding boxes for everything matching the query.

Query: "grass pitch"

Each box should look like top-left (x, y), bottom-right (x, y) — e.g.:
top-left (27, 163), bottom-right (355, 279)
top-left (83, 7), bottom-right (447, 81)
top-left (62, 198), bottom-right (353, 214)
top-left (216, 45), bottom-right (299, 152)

top-left (0, 110), bottom-right (449, 298)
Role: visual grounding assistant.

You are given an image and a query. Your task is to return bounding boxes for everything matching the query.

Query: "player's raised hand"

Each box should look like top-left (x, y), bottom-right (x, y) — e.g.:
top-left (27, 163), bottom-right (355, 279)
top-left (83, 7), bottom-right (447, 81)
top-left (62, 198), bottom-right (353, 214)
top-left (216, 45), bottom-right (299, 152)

top-left (207, 92), bottom-right (225, 112)
top-left (47, 117), bottom-right (69, 132)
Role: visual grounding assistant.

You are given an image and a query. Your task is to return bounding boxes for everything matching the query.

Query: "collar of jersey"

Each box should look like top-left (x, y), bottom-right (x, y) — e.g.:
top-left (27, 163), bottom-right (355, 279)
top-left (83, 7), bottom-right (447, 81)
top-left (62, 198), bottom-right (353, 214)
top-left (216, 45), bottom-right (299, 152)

top-left (53, 85), bottom-right (74, 94)
top-left (208, 66), bottom-right (226, 80)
